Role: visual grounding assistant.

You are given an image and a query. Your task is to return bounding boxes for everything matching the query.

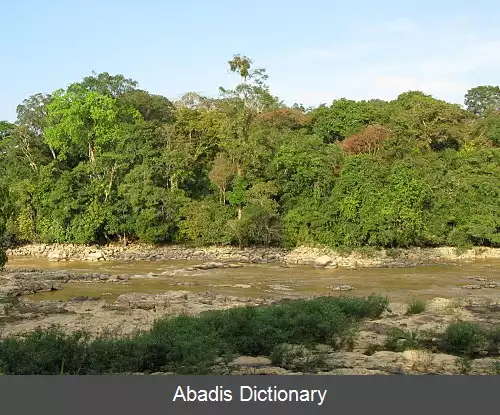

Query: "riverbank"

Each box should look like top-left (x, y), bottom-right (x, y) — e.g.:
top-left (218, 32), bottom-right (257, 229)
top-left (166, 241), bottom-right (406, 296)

top-left (1, 247), bottom-right (498, 375)
top-left (6, 243), bottom-right (500, 268)
top-left (0, 294), bottom-right (498, 375)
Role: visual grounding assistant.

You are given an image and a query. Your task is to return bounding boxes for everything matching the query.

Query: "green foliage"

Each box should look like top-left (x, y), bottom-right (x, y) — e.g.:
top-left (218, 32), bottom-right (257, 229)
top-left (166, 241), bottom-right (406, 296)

top-left (0, 66), bottom-right (499, 250)
top-left (0, 182), bottom-right (9, 268)
top-left (180, 199), bottom-right (234, 245)
top-left (270, 344), bottom-right (329, 373)
top-left (0, 296), bottom-right (388, 375)
top-left (0, 249), bottom-right (7, 270)
top-left (465, 85), bottom-right (500, 117)
top-left (311, 99), bottom-right (385, 143)
top-left (406, 300), bottom-right (426, 315)
top-left (384, 328), bottom-right (421, 352)
top-left (444, 322), bottom-right (489, 356)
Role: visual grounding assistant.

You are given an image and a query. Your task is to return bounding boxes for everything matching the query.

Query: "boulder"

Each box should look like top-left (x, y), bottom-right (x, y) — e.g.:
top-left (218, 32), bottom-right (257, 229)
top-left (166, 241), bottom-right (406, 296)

top-left (86, 251), bottom-right (105, 261)
top-left (314, 255), bottom-right (334, 268)
top-left (47, 250), bottom-right (67, 262)
top-left (231, 356), bottom-right (272, 368)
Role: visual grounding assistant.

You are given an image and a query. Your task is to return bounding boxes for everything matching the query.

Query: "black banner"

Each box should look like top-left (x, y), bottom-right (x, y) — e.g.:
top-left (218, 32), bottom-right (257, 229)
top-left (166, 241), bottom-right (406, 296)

top-left (0, 375), bottom-right (498, 414)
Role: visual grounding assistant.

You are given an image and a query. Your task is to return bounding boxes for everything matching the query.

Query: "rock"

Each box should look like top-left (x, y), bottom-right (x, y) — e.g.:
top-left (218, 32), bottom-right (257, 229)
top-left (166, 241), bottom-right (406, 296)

top-left (314, 255), bottom-right (334, 268)
top-left (231, 356), bottom-right (272, 368)
top-left (467, 276), bottom-right (487, 282)
top-left (269, 284), bottom-right (294, 292)
top-left (86, 251), bottom-right (105, 261)
top-left (197, 262), bottom-right (224, 270)
top-left (329, 284), bottom-right (354, 291)
top-left (47, 250), bottom-right (67, 262)
top-left (461, 285), bottom-right (483, 290)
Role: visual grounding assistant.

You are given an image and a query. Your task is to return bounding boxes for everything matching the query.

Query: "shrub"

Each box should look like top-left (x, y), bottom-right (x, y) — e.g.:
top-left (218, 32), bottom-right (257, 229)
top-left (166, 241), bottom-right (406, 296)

top-left (444, 322), bottom-right (489, 356)
top-left (0, 328), bottom-right (89, 375)
top-left (0, 249), bottom-right (7, 271)
top-left (330, 295), bottom-right (389, 319)
top-left (0, 296), bottom-right (386, 375)
top-left (406, 300), bottom-right (426, 315)
top-left (456, 356), bottom-right (473, 375)
top-left (270, 344), bottom-right (329, 373)
top-left (384, 328), bottom-right (421, 352)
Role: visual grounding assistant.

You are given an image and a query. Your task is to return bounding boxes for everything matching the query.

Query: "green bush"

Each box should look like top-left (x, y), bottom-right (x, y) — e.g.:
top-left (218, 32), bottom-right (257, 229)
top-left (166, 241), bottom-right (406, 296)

top-left (406, 300), bottom-right (426, 315)
top-left (444, 322), bottom-right (489, 356)
top-left (0, 249), bottom-right (7, 271)
top-left (328, 295), bottom-right (389, 319)
top-left (384, 328), bottom-right (421, 352)
top-left (0, 296), bottom-right (388, 375)
top-left (486, 327), bottom-right (500, 353)
top-left (270, 344), bottom-right (329, 373)
top-left (0, 329), bottom-right (89, 375)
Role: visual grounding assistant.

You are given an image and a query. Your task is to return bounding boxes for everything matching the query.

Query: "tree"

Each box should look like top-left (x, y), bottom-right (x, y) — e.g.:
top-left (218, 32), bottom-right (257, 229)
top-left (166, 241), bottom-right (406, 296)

top-left (227, 175), bottom-right (249, 220)
top-left (16, 93), bottom-right (56, 159)
top-left (0, 182), bottom-right (10, 269)
top-left (119, 90), bottom-right (175, 123)
top-left (71, 71), bottom-right (138, 98)
top-left (341, 125), bottom-right (392, 155)
top-left (465, 86), bottom-right (500, 117)
top-left (388, 91), bottom-right (473, 151)
top-left (272, 130), bottom-right (341, 206)
top-left (209, 153), bottom-right (235, 205)
top-left (218, 54), bottom-right (280, 176)
top-left (311, 99), bottom-right (374, 143)
top-left (483, 112), bottom-right (500, 146)
top-left (44, 85), bottom-right (141, 163)
top-left (0, 121), bottom-right (15, 141)
top-left (1, 64), bottom-right (500, 251)
top-left (180, 199), bottom-right (233, 245)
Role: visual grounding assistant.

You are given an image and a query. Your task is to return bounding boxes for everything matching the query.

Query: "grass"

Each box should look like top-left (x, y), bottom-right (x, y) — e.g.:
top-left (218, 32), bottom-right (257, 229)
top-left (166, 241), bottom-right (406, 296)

top-left (456, 356), bottom-right (473, 375)
top-left (0, 295), bottom-right (388, 375)
top-left (406, 300), bottom-right (426, 315)
top-left (384, 328), bottom-right (421, 352)
top-left (270, 344), bottom-right (330, 373)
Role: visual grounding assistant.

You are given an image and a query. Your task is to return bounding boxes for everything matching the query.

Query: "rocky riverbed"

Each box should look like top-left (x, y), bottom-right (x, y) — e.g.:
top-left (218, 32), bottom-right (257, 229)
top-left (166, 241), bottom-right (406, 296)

top-left (1, 246), bottom-right (499, 375)
top-left (6, 243), bottom-right (500, 268)
top-left (1, 283), bottom-right (498, 375)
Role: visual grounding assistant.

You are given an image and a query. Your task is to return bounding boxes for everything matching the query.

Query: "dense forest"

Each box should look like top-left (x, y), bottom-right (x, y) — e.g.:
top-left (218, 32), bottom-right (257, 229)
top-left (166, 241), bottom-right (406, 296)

top-left (0, 55), bottom-right (499, 264)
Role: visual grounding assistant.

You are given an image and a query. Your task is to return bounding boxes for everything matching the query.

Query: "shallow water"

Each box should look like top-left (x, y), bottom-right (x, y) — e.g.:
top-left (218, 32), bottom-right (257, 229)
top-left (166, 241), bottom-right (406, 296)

top-left (6, 257), bottom-right (500, 303)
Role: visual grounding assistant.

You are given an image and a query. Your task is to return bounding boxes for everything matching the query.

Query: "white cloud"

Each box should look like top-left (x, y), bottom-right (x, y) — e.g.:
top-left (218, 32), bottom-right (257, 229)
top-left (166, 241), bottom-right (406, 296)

top-left (275, 18), bottom-right (500, 106)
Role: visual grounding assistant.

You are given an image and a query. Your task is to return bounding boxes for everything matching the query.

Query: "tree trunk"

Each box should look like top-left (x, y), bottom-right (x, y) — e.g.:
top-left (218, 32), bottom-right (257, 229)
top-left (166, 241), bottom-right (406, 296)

top-left (49, 145), bottom-right (56, 160)
top-left (89, 142), bottom-right (95, 163)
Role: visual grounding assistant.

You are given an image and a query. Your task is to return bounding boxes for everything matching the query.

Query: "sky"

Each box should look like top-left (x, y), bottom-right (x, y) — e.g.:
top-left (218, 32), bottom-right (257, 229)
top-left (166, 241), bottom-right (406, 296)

top-left (1, 0), bottom-right (500, 121)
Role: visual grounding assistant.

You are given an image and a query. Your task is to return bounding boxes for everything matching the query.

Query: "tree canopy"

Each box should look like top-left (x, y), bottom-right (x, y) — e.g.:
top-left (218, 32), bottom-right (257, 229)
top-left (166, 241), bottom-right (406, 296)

top-left (0, 55), bottom-right (498, 255)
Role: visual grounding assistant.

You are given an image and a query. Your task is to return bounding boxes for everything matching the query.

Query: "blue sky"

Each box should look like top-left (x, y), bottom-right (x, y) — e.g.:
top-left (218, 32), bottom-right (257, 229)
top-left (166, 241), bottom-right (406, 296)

top-left (1, 0), bottom-right (499, 121)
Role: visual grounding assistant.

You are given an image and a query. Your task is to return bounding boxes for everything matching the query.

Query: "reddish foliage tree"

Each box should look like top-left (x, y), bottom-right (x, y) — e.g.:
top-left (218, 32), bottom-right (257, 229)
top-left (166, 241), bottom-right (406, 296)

top-left (341, 124), bottom-right (392, 154)
top-left (255, 108), bottom-right (311, 130)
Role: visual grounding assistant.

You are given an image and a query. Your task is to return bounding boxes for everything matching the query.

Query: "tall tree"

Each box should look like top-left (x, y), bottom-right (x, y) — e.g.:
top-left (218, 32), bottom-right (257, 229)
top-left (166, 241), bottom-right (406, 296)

top-left (465, 86), bottom-right (500, 117)
top-left (44, 85), bottom-right (141, 163)
top-left (16, 93), bottom-right (56, 159)
top-left (218, 54), bottom-right (281, 183)
top-left (71, 71), bottom-right (138, 98)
